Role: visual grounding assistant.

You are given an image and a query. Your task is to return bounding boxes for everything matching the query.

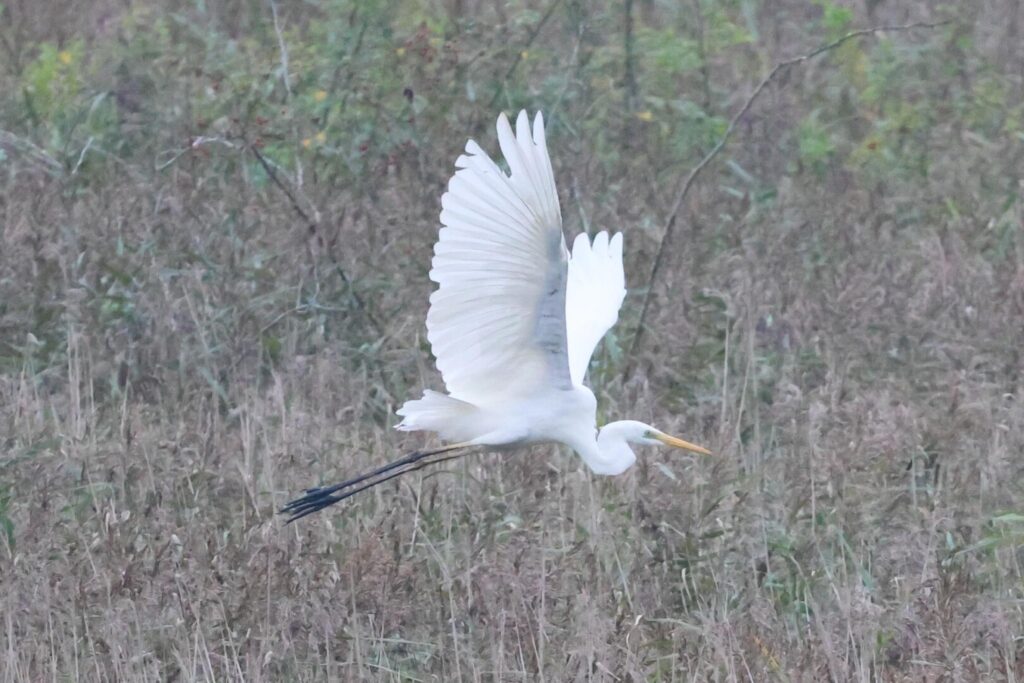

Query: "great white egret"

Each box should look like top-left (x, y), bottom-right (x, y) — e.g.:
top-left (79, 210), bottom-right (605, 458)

top-left (283, 111), bottom-right (710, 522)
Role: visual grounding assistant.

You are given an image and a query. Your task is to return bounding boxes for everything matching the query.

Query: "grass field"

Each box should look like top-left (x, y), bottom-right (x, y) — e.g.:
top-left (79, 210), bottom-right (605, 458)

top-left (1, 0), bottom-right (1023, 680)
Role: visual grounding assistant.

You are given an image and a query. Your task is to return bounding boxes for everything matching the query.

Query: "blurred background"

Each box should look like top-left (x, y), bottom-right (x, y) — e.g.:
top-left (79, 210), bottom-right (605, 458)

top-left (1, 0), bottom-right (1022, 680)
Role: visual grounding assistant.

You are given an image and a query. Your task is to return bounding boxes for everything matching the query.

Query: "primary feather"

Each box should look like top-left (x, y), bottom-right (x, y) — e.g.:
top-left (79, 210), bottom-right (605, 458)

top-left (566, 231), bottom-right (626, 385)
top-left (399, 110), bottom-right (626, 432)
top-left (426, 111), bottom-right (570, 405)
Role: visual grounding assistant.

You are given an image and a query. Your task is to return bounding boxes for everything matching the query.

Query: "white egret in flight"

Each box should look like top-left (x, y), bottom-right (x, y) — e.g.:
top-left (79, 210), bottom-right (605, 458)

top-left (283, 111), bottom-right (710, 522)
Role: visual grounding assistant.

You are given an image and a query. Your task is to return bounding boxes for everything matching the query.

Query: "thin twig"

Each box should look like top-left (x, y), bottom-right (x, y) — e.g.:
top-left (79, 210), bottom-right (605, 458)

top-left (70, 137), bottom-right (94, 176)
top-left (155, 136), bottom-right (238, 172)
top-left (268, 0), bottom-right (292, 97)
top-left (251, 145), bottom-right (315, 227)
top-left (0, 129), bottom-right (64, 175)
top-left (623, 0), bottom-right (638, 112)
top-left (626, 20), bottom-right (950, 365)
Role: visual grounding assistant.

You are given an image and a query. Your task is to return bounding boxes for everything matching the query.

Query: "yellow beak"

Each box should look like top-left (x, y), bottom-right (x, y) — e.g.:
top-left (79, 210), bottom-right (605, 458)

top-left (653, 431), bottom-right (712, 456)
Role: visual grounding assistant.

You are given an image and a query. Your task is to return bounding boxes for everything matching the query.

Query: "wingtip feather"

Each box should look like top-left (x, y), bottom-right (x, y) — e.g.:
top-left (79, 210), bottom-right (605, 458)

top-left (496, 111), bottom-right (514, 143)
top-left (515, 110), bottom-right (530, 142)
top-left (533, 111), bottom-right (545, 142)
top-left (427, 108), bottom-right (566, 401)
top-left (571, 231), bottom-right (590, 253)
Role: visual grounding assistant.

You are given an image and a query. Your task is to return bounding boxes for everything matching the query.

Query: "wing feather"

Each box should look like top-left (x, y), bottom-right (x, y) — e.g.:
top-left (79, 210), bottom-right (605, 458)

top-left (426, 111), bottom-right (571, 404)
top-left (565, 231), bottom-right (626, 386)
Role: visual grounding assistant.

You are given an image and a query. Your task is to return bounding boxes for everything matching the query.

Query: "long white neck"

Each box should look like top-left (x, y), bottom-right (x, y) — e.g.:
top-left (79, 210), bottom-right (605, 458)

top-left (573, 422), bottom-right (638, 476)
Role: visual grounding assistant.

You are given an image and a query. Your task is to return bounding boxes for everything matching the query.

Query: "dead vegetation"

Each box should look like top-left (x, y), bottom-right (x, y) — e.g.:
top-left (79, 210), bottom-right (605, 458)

top-left (1, 0), bottom-right (1022, 680)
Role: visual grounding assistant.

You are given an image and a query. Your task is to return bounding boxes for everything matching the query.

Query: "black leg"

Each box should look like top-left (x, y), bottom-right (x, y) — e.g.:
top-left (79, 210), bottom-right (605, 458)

top-left (281, 444), bottom-right (474, 522)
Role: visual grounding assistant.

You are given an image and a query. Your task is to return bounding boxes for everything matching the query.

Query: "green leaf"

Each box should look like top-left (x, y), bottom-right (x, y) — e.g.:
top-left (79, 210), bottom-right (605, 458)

top-left (816, 0), bottom-right (853, 37)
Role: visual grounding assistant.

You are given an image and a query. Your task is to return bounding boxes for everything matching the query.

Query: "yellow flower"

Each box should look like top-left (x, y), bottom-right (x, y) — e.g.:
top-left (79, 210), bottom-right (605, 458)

top-left (302, 138), bottom-right (312, 149)
top-left (313, 89), bottom-right (327, 103)
top-left (396, 47), bottom-right (406, 57)
top-left (635, 110), bottom-right (654, 122)
top-left (314, 131), bottom-right (326, 145)
top-left (58, 50), bottom-right (73, 66)
top-left (520, 50), bottom-right (529, 60)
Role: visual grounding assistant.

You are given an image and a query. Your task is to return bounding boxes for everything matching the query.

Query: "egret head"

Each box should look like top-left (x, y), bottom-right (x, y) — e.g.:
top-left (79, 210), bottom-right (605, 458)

top-left (580, 420), bottom-right (710, 475)
top-left (602, 419), bottom-right (711, 454)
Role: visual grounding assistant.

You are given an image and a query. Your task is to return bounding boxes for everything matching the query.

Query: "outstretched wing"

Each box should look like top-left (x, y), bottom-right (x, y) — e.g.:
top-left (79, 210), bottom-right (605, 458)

top-left (565, 231), bottom-right (626, 386)
top-left (427, 111), bottom-right (572, 405)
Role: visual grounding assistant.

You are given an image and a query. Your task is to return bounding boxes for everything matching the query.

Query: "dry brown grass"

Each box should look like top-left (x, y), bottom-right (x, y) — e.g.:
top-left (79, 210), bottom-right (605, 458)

top-left (1, 0), bottom-right (1023, 680)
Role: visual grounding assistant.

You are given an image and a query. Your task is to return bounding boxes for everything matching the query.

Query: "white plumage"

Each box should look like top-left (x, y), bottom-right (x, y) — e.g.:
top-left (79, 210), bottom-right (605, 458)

top-left (283, 110), bottom-right (709, 522)
top-left (426, 111), bottom-right (571, 404)
top-left (396, 110), bottom-right (706, 472)
top-left (566, 230), bottom-right (626, 386)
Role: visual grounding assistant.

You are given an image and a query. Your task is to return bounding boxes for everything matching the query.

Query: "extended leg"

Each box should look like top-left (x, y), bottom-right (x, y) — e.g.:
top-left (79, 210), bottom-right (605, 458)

top-left (281, 442), bottom-right (475, 523)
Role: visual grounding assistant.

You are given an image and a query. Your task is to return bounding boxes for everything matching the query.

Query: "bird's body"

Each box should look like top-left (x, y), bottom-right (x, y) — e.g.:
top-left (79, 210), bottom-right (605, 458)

top-left (283, 110), bottom-right (709, 521)
top-left (398, 384), bottom-right (625, 472)
top-left (397, 385), bottom-right (596, 449)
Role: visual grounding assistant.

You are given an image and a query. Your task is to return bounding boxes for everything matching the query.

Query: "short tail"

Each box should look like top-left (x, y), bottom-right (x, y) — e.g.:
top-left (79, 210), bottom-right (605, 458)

top-left (395, 390), bottom-right (475, 435)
